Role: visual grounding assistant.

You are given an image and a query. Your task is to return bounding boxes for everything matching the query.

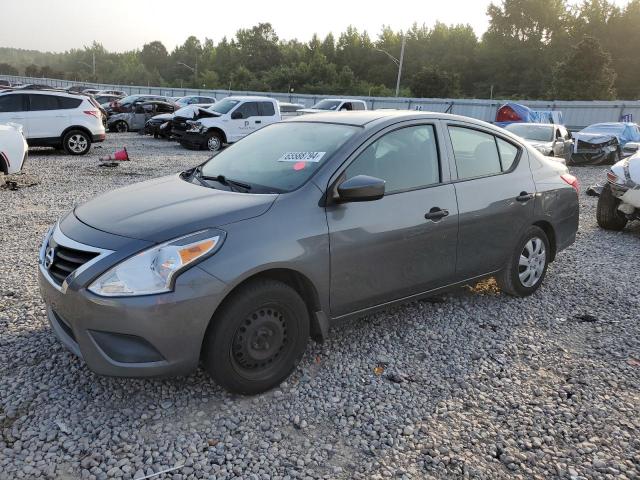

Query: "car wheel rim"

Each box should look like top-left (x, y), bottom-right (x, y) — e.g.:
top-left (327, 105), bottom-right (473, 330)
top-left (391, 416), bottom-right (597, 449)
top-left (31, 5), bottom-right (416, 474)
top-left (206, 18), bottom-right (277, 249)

top-left (518, 237), bottom-right (546, 288)
top-left (68, 134), bottom-right (88, 153)
top-left (116, 122), bottom-right (127, 132)
top-left (208, 137), bottom-right (220, 151)
top-left (231, 307), bottom-right (288, 373)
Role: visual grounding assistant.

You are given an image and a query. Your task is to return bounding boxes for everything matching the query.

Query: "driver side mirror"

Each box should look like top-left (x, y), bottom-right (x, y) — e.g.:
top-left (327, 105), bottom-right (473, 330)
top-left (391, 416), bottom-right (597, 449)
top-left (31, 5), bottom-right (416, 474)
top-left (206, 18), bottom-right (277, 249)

top-left (336, 175), bottom-right (385, 202)
top-left (231, 110), bottom-right (243, 120)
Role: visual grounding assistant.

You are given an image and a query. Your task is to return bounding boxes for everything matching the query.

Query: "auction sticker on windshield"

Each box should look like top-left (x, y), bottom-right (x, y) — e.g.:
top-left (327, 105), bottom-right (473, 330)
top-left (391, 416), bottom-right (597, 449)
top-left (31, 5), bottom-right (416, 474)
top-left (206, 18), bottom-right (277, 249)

top-left (277, 152), bottom-right (326, 162)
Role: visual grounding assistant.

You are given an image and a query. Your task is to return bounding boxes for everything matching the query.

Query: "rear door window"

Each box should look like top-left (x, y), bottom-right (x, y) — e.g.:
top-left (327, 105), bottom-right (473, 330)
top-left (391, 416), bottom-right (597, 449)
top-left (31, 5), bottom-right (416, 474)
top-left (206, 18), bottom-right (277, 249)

top-left (29, 94), bottom-right (60, 111)
top-left (448, 126), bottom-right (521, 179)
top-left (258, 102), bottom-right (275, 116)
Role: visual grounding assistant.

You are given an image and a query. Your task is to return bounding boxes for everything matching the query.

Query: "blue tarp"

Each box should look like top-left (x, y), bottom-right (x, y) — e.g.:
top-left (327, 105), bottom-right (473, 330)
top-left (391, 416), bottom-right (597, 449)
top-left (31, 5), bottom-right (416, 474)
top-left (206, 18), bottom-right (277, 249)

top-left (495, 103), bottom-right (563, 127)
top-left (578, 123), bottom-right (640, 147)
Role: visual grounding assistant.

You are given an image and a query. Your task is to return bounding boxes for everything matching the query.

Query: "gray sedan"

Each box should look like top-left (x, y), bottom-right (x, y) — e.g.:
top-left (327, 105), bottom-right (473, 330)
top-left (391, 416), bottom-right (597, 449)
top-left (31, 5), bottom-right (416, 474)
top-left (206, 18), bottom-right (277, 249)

top-left (38, 111), bottom-right (579, 394)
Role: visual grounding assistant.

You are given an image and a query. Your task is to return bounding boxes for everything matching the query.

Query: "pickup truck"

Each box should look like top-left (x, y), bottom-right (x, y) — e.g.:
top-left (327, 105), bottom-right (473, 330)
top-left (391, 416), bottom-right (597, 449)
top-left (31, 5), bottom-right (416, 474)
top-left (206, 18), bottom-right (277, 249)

top-left (297, 98), bottom-right (368, 114)
top-left (179, 96), bottom-right (281, 151)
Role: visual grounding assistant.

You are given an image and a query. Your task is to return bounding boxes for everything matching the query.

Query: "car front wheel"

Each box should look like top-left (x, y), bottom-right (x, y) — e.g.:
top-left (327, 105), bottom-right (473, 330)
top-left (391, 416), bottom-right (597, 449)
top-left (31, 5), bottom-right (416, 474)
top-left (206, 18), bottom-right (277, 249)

top-left (203, 279), bottom-right (310, 395)
top-left (497, 226), bottom-right (550, 297)
top-left (63, 130), bottom-right (91, 155)
top-left (206, 131), bottom-right (223, 151)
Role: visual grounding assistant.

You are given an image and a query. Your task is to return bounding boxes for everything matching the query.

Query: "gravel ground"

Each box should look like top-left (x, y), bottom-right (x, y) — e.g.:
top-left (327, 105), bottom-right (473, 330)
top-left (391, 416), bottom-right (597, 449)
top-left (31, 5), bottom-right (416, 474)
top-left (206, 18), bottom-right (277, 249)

top-left (1, 133), bottom-right (639, 480)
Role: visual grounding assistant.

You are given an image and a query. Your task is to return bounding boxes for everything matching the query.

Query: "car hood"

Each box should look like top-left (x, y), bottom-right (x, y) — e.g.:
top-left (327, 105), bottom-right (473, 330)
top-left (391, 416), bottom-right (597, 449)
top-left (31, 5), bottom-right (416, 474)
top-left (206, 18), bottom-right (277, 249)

top-left (529, 141), bottom-right (553, 149)
top-left (574, 132), bottom-right (617, 145)
top-left (297, 108), bottom-right (327, 114)
top-left (149, 113), bottom-right (174, 122)
top-left (74, 174), bottom-right (278, 242)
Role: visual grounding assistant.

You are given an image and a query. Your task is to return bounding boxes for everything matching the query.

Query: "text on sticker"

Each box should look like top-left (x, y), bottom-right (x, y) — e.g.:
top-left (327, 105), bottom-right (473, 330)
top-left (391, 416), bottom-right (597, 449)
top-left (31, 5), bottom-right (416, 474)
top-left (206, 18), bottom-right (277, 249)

top-left (277, 152), bottom-right (326, 163)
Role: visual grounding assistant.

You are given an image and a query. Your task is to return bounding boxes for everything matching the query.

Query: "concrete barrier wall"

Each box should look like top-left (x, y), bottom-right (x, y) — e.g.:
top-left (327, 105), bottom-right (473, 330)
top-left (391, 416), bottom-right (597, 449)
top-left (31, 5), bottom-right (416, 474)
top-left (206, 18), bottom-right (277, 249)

top-left (2, 74), bottom-right (639, 129)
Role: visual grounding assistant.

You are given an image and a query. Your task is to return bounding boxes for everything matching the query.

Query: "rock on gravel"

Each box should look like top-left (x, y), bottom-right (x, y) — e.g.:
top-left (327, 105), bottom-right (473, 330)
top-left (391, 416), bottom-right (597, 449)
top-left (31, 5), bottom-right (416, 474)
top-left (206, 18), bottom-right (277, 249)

top-left (1, 134), bottom-right (639, 479)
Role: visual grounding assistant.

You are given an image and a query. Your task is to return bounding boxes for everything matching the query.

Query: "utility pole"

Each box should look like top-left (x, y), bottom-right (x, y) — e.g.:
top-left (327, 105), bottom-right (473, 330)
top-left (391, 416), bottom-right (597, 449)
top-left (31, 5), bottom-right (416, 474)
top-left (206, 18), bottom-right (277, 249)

top-left (374, 34), bottom-right (406, 97)
top-left (395, 36), bottom-right (406, 97)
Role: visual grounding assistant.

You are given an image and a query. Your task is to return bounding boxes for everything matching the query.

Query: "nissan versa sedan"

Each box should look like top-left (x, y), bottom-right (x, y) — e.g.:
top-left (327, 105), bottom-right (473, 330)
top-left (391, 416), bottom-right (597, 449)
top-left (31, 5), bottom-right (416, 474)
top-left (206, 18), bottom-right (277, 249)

top-left (38, 111), bottom-right (579, 394)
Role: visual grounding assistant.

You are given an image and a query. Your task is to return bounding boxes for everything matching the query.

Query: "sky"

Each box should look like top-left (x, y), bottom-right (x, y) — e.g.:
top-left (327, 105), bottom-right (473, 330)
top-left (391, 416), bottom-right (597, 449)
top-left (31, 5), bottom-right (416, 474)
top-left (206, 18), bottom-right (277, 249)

top-left (0, 0), bottom-right (634, 53)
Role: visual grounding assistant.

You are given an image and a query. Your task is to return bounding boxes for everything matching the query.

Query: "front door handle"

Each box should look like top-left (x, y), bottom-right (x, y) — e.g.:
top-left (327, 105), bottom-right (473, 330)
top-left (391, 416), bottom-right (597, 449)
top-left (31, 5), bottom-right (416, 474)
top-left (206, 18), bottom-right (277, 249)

top-left (516, 192), bottom-right (534, 202)
top-left (255, 120), bottom-right (262, 124)
top-left (425, 207), bottom-right (449, 222)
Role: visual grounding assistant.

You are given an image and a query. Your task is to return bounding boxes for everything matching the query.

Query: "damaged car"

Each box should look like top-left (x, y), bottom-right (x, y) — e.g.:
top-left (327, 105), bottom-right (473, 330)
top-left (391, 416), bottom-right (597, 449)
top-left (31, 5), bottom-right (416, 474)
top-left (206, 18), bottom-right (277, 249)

top-left (571, 122), bottom-right (640, 165)
top-left (108, 101), bottom-right (175, 133)
top-left (590, 151), bottom-right (640, 230)
top-left (146, 105), bottom-right (219, 139)
top-left (505, 123), bottom-right (573, 162)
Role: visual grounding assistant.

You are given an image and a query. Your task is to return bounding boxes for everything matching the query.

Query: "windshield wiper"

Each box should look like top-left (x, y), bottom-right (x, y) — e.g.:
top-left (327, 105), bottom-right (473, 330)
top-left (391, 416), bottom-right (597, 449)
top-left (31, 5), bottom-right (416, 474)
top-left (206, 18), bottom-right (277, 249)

top-left (193, 166), bottom-right (251, 192)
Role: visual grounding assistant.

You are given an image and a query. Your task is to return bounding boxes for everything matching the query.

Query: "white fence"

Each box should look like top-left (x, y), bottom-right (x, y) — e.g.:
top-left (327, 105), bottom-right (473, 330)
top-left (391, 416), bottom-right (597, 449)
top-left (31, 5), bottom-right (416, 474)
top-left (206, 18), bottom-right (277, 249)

top-left (2, 74), bottom-right (638, 129)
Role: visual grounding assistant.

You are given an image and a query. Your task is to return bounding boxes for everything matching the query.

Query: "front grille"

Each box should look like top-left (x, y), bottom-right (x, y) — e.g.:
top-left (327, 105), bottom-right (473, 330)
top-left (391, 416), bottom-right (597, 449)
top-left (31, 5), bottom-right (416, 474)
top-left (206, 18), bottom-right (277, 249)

top-left (46, 238), bottom-right (99, 286)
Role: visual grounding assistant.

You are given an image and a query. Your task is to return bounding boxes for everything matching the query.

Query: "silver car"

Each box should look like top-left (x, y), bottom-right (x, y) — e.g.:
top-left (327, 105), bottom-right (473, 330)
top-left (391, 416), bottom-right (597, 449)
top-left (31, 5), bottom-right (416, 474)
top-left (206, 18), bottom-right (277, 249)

top-left (38, 111), bottom-right (579, 394)
top-left (107, 101), bottom-right (176, 132)
top-left (505, 123), bottom-right (574, 162)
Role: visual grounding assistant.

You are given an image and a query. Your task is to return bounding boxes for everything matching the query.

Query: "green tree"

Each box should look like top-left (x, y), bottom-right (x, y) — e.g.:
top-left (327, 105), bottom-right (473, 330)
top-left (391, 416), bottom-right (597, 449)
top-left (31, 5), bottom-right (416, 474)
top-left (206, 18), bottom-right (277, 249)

top-left (409, 66), bottom-right (460, 98)
top-left (552, 36), bottom-right (616, 99)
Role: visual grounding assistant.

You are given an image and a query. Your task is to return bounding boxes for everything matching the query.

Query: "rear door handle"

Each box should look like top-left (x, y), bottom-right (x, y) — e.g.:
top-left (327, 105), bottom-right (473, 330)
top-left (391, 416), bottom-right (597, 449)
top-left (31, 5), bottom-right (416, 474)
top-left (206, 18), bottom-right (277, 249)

top-left (255, 120), bottom-right (262, 124)
top-left (424, 207), bottom-right (449, 222)
top-left (516, 192), bottom-right (534, 202)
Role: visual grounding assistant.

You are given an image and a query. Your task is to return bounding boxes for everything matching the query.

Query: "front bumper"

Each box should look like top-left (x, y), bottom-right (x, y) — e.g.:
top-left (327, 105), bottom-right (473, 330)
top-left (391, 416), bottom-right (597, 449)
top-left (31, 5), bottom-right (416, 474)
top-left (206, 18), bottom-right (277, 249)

top-left (178, 132), bottom-right (207, 149)
top-left (38, 225), bottom-right (227, 377)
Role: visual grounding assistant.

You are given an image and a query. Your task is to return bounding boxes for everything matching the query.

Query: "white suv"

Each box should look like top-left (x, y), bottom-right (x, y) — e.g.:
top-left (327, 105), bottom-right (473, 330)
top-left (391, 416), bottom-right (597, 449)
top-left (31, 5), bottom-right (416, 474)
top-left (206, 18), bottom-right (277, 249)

top-left (0, 90), bottom-right (105, 155)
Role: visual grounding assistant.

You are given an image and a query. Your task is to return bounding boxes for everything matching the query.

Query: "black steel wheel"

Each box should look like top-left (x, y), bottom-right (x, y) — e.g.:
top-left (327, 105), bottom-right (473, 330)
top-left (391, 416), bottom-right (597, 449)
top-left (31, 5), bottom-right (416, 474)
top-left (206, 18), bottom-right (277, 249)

top-left (203, 279), bottom-right (309, 394)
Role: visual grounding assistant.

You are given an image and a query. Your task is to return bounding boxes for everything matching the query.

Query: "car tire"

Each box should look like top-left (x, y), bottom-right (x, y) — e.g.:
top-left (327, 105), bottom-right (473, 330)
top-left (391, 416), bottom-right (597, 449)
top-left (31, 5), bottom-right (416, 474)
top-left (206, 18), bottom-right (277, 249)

top-left (596, 183), bottom-right (627, 231)
top-left (205, 131), bottom-right (223, 152)
top-left (114, 121), bottom-right (128, 133)
top-left (203, 279), bottom-right (310, 395)
top-left (62, 130), bottom-right (91, 155)
top-left (497, 225), bottom-right (550, 297)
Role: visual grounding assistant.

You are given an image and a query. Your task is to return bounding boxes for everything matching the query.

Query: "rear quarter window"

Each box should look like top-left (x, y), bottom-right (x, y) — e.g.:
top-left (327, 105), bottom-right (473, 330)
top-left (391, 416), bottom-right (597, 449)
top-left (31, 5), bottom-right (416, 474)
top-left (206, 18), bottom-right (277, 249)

top-left (58, 97), bottom-right (82, 109)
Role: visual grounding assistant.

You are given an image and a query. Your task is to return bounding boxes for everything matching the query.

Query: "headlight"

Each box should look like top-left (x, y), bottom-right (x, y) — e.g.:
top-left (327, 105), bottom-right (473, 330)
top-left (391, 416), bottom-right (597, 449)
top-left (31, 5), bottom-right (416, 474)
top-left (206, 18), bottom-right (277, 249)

top-left (186, 121), bottom-right (203, 133)
top-left (88, 229), bottom-right (224, 297)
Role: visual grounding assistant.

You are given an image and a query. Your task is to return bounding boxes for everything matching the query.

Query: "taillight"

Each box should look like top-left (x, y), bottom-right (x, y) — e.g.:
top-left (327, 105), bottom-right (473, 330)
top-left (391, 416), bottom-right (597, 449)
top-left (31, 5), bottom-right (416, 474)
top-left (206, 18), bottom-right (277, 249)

top-left (84, 110), bottom-right (100, 119)
top-left (496, 105), bottom-right (521, 123)
top-left (561, 173), bottom-right (580, 194)
top-left (606, 171), bottom-right (620, 184)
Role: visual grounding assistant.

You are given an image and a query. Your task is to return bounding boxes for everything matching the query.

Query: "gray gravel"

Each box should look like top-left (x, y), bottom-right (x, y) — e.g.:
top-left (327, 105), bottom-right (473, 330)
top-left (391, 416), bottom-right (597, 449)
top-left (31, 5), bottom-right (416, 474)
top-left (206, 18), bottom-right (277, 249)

top-left (1, 133), bottom-right (639, 480)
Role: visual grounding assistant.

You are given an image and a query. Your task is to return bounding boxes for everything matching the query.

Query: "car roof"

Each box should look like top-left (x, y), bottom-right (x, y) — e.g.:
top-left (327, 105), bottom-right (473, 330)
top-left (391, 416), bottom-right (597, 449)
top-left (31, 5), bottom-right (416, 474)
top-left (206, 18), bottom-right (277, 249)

top-left (225, 95), bottom-right (275, 102)
top-left (506, 123), bottom-right (559, 128)
top-left (284, 110), bottom-right (494, 128)
top-left (319, 98), bottom-right (366, 102)
top-left (0, 89), bottom-right (87, 99)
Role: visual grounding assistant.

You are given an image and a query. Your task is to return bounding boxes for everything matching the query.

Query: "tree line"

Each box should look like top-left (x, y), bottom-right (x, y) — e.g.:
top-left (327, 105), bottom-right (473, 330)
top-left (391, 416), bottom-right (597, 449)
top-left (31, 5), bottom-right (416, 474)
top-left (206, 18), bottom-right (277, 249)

top-left (0, 0), bottom-right (639, 100)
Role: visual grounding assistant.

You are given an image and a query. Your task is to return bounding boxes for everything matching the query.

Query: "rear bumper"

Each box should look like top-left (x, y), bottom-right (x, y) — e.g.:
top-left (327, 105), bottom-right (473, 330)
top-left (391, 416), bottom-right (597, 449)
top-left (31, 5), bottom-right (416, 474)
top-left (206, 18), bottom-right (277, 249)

top-left (92, 133), bottom-right (106, 143)
top-left (38, 238), bottom-right (227, 377)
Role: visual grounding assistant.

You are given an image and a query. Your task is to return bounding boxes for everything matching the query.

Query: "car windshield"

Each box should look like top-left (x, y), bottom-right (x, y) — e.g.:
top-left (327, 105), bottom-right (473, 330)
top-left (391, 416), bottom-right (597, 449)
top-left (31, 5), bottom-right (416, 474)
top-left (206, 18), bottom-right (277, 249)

top-left (198, 122), bottom-right (359, 193)
top-left (506, 124), bottom-right (554, 142)
top-left (210, 99), bottom-right (241, 114)
top-left (311, 100), bottom-right (341, 110)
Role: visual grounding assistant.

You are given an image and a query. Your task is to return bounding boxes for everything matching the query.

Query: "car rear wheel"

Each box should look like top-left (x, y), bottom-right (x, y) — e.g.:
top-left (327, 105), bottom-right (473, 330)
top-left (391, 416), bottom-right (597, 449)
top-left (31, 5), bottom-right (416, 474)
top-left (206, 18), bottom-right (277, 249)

top-left (114, 121), bottom-right (128, 133)
top-left (206, 131), bottom-right (223, 151)
top-left (63, 130), bottom-right (91, 155)
top-left (596, 183), bottom-right (628, 231)
top-left (203, 279), bottom-right (309, 395)
top-left (497, 226), bottom-right (550, 297)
